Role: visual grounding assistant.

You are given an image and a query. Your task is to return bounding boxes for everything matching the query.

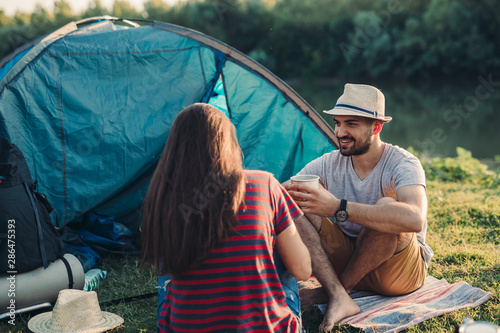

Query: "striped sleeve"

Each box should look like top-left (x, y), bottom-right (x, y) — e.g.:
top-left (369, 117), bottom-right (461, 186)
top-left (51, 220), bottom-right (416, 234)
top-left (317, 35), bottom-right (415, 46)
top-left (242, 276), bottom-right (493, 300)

top-left (270, 175), bottom-right (303, 235)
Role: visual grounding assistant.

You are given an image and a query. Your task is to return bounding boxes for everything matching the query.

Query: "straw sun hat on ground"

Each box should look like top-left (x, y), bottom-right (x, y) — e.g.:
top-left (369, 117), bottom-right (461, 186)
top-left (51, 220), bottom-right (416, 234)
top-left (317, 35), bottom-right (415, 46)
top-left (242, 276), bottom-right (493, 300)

top-left (28, 289), bottom-right (123, 333)
top-left (324, 83), bottom-right (392, 123)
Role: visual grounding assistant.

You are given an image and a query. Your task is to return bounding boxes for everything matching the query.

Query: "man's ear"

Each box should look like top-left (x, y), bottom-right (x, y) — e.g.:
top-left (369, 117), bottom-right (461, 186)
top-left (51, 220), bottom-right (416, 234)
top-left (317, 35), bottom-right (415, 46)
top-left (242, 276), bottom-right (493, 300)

top-left (373, 121), bottom-right (383, 135)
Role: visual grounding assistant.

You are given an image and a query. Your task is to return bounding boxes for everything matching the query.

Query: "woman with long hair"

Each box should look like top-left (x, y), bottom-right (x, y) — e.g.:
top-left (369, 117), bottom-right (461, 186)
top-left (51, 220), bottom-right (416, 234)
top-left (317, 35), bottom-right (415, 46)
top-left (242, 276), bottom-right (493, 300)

top-left (141, 103), bottom-right (311, 332)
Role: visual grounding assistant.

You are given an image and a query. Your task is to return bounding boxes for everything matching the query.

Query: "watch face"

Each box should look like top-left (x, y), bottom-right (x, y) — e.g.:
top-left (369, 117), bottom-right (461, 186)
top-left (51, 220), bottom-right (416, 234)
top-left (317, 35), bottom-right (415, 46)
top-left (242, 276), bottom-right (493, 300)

top-left (336, 210), bottom-right (348, 222)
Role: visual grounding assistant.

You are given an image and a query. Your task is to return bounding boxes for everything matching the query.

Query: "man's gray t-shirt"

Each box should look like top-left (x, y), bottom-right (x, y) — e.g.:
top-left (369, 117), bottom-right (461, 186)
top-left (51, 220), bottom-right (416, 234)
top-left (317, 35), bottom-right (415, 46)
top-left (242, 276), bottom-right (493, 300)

top-left (298, 143), bottom-right (433, 266)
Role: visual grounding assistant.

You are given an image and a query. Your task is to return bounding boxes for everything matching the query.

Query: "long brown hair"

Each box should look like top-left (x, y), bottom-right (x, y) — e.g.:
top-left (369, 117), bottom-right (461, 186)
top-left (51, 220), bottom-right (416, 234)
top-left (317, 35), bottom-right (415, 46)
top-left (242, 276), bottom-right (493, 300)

top-left (141, 103), bottom-right (246, 277)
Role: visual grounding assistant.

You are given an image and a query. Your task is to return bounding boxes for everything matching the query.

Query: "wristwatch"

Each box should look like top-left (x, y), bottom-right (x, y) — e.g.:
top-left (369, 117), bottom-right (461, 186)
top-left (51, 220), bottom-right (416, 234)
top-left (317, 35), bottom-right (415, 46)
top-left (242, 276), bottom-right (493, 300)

top-left (335, 199), bottom-right (348, 222)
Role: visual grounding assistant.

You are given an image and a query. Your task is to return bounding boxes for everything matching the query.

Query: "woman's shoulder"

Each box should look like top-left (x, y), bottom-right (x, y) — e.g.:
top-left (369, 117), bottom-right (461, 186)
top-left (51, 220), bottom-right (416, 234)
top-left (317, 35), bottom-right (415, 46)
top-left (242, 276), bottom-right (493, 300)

top-left (244, 169), bottom-right (275, 181)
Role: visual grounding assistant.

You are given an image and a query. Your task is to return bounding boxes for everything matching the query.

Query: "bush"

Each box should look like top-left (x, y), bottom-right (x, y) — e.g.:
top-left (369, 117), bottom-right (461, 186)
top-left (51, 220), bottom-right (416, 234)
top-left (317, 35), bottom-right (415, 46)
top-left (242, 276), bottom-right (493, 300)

top-left (410, 147), bottom-right (500, 185)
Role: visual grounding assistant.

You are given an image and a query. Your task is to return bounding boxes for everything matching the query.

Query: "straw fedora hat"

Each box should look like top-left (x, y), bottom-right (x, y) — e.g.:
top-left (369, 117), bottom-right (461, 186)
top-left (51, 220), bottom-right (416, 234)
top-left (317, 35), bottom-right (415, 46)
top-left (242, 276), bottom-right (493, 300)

top-left (324, 83), bottom-right (392, 122)
top-left (28, 289), bottom-right (123, 333)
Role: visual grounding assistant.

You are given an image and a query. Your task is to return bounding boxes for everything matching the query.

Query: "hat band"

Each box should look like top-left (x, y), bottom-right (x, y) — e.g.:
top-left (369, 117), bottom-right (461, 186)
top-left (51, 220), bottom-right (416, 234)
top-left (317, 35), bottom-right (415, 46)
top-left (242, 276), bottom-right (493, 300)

top-left (336, 103), bottom-right (379, 118)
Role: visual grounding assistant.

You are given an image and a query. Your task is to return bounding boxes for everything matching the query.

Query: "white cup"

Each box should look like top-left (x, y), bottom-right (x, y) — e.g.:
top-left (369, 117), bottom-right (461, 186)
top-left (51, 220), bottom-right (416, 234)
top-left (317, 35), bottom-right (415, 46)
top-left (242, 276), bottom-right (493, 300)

top-left (290, 174), bottom-right (320, 189)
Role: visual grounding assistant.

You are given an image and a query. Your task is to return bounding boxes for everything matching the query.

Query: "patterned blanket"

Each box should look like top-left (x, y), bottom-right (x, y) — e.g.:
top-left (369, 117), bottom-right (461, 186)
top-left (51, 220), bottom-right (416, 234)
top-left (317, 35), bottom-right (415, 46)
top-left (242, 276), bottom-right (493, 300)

top-left (301, 276), bottom-right (492, 333)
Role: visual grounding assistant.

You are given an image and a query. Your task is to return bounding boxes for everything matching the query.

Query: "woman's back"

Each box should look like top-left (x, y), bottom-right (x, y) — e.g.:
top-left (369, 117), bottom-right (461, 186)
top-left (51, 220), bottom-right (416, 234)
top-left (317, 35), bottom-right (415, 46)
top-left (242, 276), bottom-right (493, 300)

top-left (159, 170), bottom-right (301, 333)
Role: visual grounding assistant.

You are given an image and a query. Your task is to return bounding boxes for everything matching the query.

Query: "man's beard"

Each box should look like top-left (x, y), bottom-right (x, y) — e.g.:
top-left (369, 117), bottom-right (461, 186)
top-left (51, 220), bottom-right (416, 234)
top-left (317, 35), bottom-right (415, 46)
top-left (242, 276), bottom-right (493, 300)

top-left (338, 130), bottom-right (372, 156)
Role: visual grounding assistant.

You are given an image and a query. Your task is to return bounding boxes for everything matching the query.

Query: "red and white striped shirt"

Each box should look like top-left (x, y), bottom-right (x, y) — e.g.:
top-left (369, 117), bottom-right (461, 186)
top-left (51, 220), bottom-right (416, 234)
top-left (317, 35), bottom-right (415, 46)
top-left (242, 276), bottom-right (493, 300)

top-left (158, 170), bottom-right (303, 332)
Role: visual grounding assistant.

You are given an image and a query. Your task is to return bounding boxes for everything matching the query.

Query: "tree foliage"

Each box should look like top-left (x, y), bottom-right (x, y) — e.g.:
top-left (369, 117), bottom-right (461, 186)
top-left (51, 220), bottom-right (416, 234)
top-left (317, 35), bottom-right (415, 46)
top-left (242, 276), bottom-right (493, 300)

top-left (0, 0), bottom-right (499, 80)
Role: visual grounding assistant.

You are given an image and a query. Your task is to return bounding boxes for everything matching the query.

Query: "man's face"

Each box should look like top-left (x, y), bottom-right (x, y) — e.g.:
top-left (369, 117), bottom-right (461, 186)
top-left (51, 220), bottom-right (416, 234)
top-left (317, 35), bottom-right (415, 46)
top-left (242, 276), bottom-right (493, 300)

top-left (333, 115), bottom-right (374, 156)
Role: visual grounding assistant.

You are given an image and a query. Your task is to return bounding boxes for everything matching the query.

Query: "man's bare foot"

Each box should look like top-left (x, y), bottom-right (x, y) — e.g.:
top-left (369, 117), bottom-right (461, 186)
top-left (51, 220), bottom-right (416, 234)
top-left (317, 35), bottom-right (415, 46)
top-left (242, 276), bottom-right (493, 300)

top-left (298, 286), bottom-right (328, 311)
top-left (319, 293), bottom-right (360, 332)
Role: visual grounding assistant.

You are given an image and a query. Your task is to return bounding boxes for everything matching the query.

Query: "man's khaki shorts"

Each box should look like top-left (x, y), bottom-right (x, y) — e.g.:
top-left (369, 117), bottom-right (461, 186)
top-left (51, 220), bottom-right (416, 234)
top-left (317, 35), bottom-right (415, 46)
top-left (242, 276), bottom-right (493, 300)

top-left (320, 217), bottom-right (427, 296)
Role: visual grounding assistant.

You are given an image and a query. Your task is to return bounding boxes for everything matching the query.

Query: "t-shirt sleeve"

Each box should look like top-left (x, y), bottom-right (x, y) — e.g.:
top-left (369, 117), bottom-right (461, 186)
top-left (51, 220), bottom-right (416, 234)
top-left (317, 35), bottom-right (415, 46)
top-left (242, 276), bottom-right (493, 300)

top-left (296, 153), bottom-right (331, 187)
top-left (393, 153), bottom-right (426, 190)
top-left (297, 155), bottom-right (324, 177)
top-left (270, 176), bottom-right (303, 235)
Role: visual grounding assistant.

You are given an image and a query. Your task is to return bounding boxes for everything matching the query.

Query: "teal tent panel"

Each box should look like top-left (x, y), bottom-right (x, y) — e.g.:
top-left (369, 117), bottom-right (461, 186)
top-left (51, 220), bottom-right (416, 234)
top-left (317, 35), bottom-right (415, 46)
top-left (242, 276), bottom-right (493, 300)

top-left (222, 60), bottom-right (334, 182)
top-left (207, 75), bottom-right (230, 118)
top-left (0, 24), bottom-right (217, 225)
top-left (0, 48), bottom-right (31, 81)
top-left (0, 18), bottom-right (337, 230)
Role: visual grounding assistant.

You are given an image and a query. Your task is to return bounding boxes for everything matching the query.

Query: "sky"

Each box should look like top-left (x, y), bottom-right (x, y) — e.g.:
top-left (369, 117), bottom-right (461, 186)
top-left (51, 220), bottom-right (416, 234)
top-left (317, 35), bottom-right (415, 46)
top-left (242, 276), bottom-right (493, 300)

top-left (0, 0), bottom-right (181, 16)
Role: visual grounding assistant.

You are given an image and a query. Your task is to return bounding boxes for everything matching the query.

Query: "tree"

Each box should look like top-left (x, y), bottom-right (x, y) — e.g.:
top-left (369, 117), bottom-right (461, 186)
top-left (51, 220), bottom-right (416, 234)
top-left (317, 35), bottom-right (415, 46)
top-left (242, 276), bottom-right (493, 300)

top-left (112, 0), bottom-right (142, 18)
top-left (83, 0), bottom-right (111, 17)
top-left (0, 0), bottom-right (499, 80)
top-left (423, 0), bottom-right (499, 75)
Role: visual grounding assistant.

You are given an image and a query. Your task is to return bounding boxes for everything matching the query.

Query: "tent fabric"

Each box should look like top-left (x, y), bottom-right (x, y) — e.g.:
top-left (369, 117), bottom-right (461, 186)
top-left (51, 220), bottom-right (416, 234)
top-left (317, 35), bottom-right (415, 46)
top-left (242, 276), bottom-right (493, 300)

top-left (0, 17), bottom-right (338, 230)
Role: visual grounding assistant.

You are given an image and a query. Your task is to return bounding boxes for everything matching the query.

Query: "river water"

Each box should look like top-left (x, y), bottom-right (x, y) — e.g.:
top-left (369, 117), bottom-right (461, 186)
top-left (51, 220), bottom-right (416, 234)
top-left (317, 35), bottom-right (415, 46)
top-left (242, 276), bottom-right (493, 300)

top-left (289, 76), bottom-right (500, 159)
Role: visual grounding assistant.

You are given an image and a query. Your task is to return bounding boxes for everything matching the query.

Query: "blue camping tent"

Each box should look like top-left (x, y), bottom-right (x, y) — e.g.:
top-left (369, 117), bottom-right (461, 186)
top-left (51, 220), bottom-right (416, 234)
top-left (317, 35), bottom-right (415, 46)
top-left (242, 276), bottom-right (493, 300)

top-left (0, 16), bottom-right (338, 231)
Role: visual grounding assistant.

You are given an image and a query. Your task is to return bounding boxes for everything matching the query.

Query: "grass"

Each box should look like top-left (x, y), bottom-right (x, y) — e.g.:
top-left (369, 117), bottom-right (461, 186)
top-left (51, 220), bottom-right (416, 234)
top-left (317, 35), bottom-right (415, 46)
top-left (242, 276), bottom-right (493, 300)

top-left (2, 150), bottom-right (499, 332)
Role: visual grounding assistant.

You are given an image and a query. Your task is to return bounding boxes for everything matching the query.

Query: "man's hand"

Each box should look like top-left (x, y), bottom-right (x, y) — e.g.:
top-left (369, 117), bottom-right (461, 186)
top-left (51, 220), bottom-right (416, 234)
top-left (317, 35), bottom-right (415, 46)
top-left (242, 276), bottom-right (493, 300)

top-left (285, 182), bottom-right (340, 217)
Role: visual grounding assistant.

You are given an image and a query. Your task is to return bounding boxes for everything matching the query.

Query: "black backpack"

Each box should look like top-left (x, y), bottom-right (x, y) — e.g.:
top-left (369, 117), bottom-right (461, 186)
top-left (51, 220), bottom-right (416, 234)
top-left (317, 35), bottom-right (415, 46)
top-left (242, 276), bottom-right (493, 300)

top-left (0, 137), bottom-right (64, 273)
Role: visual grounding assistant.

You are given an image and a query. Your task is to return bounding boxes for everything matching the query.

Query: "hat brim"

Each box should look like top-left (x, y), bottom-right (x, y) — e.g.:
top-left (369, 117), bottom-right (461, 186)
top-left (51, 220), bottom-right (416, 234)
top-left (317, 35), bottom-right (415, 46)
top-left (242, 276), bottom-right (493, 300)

top-left (28, 311), bottom-right (124, 333)
top-left (323, 106), bottom-right (392, 123)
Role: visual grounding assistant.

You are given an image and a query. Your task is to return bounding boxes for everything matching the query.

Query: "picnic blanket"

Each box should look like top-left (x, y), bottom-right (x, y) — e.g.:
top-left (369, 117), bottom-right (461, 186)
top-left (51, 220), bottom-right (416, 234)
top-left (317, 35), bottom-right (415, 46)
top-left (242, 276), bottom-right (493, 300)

top-left (300, 276), bottom-right (492, 333)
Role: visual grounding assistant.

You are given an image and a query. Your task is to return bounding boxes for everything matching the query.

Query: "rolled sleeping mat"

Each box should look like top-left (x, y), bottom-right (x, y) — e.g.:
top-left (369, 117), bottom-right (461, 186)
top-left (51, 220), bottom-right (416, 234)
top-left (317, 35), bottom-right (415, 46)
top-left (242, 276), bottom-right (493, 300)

top-left (0, 253), bottom-right (84, 312)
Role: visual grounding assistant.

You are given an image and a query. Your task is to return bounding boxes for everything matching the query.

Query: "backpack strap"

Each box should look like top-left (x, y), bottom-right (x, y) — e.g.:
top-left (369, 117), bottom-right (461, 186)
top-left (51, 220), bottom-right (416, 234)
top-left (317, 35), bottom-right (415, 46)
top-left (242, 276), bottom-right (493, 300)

top-left (34, 190), bottom-right (61, 229)
top-left (23, 182), bottom-right (49, 269)
top-left (59, 255), bottom-right (74, 289)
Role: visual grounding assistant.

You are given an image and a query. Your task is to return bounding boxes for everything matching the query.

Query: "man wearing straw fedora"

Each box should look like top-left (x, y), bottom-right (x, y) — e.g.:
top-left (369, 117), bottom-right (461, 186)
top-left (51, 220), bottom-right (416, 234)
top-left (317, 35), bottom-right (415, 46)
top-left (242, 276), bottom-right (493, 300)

top-left (285, 83), bottom-right (433, 332)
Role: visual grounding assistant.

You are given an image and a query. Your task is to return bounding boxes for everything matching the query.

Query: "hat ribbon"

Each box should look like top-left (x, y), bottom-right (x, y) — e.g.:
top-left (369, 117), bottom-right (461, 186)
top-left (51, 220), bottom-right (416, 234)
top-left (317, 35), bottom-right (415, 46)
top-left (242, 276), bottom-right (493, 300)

top-left (335, 103), bottom-right (379, 118)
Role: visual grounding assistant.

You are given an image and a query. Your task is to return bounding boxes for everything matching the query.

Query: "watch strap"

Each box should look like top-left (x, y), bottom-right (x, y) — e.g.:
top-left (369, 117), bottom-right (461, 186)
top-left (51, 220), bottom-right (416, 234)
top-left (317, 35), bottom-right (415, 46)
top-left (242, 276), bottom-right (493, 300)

top-left (340, 199), bottom-right (347, 211)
